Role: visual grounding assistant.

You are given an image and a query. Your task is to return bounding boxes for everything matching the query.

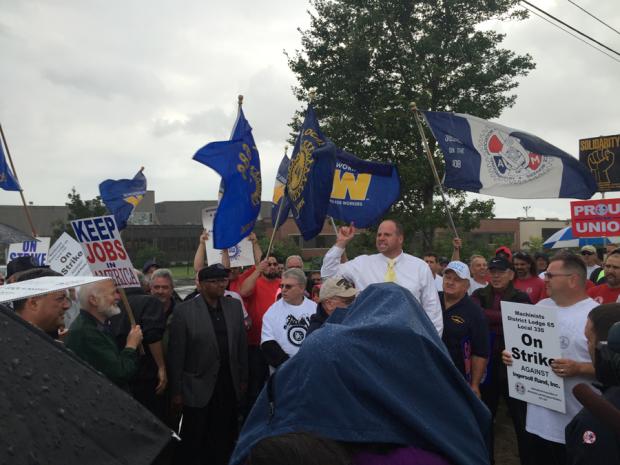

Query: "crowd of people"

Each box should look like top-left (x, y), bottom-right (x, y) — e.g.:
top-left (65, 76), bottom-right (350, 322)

top-left (1, 220), bottom-right (620, 465)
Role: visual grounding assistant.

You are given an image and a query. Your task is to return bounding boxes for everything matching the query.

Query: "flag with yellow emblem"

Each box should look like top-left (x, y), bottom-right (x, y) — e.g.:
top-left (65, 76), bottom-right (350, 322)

top-left (98, 169), bottom-right (147, 230)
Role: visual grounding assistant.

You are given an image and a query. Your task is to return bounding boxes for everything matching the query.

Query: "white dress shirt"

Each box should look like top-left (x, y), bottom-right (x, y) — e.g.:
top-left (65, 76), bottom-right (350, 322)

top-left (321, 246), bottom-right (443, 334)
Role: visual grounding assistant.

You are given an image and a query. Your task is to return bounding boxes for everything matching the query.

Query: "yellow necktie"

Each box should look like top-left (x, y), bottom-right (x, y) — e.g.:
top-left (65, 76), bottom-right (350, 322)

top-left (385, 258), bottom-right (396, 282)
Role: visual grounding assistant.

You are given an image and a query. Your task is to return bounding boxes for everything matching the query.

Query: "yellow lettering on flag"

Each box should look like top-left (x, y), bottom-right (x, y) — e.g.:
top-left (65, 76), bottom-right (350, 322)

top-left (331, 169), bottom-right (371, 201)
top-left (124, 195), bottom-right (143, 207)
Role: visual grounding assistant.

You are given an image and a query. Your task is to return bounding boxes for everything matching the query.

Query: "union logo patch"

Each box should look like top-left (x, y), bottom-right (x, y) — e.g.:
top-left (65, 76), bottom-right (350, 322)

top-left (481, 130), bottom-right (552, 185)
top-left (582, 430), bottom-right (596, 444)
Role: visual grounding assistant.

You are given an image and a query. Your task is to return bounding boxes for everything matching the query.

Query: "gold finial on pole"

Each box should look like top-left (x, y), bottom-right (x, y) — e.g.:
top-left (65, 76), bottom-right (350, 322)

top-left (238, 95), bottom-right (244, 106)
top-left (284, 145), bottom-right (289, 155)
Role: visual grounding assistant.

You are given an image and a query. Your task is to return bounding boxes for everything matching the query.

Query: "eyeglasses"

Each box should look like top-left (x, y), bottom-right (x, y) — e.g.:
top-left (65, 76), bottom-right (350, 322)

top-left (580, 251), bottom-right (594, 256)
top-left (266, 262), bottom-right (279, 267)
top-left (279, 283), bottom-right (300, 290)
top-left (544, 272), bottom-right (573, 279)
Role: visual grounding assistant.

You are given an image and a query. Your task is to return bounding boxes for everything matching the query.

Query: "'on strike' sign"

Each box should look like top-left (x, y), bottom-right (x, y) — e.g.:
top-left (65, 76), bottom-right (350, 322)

top-left (570, 198), bottom-right (620, 237)
top-left (70, 215), bottom-right (139, 288)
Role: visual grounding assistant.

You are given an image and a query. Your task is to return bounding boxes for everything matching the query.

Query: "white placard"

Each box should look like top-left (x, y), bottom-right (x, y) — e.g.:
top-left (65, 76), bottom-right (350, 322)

top-left (0, 276), bottom-right (110, 303)
top-left (70, 215), bottom-right (139, 288)
top-left (8, 237), bottom-right (51, 266)
top-left (48, 232), bottom-right (91, 277)
top-left (201, 208), bottom-right (255, 267)
top-left (501, 301), bottom-right (566, 413)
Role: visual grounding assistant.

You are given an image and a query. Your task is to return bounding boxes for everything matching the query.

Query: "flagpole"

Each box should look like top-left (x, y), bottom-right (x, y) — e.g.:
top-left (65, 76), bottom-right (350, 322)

top-left (266, 145), bottom-right (289, 258)
top-left (410, 103), bottom-right (459, 239)
top-left (0, 124), bottom-right (38, 237)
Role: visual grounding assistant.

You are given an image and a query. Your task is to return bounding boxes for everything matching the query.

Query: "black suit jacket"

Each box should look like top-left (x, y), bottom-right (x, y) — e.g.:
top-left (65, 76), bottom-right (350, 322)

top-left (167, 295), bottom-right (248, 408)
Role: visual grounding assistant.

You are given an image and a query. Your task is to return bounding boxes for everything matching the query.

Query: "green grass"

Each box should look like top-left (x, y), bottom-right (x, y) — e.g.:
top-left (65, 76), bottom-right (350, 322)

top-left (168, 265), bottom-right (196, 281)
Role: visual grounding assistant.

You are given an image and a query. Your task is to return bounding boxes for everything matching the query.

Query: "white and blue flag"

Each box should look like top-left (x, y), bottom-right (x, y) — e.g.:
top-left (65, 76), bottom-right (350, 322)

top-left (423, 111), bottom-right (597, 199)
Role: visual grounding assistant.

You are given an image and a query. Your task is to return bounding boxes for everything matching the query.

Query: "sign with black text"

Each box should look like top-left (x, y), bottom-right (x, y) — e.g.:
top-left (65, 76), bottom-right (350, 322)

top-left (202, 208), bottom-right (255, 267)
top-left (579, 134), bottom-right (620, 192)
top-left (501, 301), bottom-right (566, 413)
top-left (48, 232), bottom-right (91, 277)
top-left (70, 215), bottom-right (139, 288)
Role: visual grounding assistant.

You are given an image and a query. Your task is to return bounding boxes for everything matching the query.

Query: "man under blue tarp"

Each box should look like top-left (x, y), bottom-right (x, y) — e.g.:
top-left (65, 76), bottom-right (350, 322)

top-left (230, 283), bottom-right (491, 465)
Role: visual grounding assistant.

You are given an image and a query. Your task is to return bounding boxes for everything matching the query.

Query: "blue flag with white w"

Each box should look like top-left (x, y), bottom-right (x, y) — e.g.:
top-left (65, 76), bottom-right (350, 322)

top-left (193, 108), bottom-right (262, 249)
top-left (0, 141), bottom-right (20, 191)
top-left (422, 111), bottom-right (597, 199)
top-left (271, 153), bottom-right (290, 228)
top-left (99, 170), bottom-right (147, 230)
top-left (328, 150), bottom-right (400, 228)
top-left (286, 105), bottom-right (337, 241)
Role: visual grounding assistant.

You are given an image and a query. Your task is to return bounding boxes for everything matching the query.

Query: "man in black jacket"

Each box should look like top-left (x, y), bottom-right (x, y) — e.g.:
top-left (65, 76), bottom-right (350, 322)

top-left (471, 257), bottom-right (532, 465)
top-left (565, 305), bottom-right (620, 465)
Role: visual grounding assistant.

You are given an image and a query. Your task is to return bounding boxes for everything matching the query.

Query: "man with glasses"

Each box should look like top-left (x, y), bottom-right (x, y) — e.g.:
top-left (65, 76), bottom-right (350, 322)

top-left (513, 251), bottom-right (546, 304)
top-left (239, 254), bottom-right (282, 411)
top-left (168, 264), bottom-right (248, 465)
top-left (471, 256), bottom-right (531, 465)
top-left (588, 249), bottom-right (620, 304)
top-left (261, 268), bottom-right (316, 370)
top-left (503, 253), bottom-right (597, 465)
top-left (579, 245), bottom-right (601, 281)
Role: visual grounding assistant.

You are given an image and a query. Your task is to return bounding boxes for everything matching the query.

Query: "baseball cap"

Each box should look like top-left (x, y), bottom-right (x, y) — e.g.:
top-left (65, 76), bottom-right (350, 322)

top-left (198, 263), bottom-right (230, 281)
top-left (444, 261), bottom-right (471, 280)
top-left (495, 246), bottom-right (512, 260)
top-left (488, 257), bottom-right (512, 271)
top-left (6, 256), bottom-right (44, 279)
top-left (142, 259), bottom-right (160, 274)
top-left (580, 245), bottom-right (596, 255)
top-left (319, 277), bottom-right (358, 302)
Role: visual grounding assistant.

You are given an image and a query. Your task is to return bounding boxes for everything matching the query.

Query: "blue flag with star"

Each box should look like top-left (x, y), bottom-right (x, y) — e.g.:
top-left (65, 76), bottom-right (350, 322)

top-left (286, 105), bottom-right (337, 240)
top-left (0, 141), bottom-right (20, 191)
top-left (193, 108), bottom-right (262, 249)
top-left (99, 170), bottom-right (147, 230)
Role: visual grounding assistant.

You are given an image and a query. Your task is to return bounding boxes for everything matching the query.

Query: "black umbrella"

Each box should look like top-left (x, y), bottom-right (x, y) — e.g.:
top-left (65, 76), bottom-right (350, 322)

top-left (0, 304), bottom-right (172, 465)
top-left (0, 223), bottom-right (37, 246)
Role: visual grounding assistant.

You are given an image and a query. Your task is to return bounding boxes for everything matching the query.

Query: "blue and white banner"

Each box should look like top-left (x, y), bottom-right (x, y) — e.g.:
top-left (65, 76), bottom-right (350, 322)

top-left (423, 111), bottom-right (597, 199)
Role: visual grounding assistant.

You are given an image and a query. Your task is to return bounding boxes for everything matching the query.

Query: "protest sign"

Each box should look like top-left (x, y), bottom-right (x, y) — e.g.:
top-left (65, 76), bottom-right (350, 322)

top-left (570, 198), bottom-right (620, 237)
top-left (202, 208), bottom-right (255, 267)
top-left (501, 301), bottom-right (565, 413)
top-left (0, 276), bottom-right (109, 303)
top-left (7, 237), bottom-right (51, 266)
top-left (48, 232), bottom-right (91, 277)
top-left (70, 215), bottom-right (139, 288)
top-left (579, 134), bottom-right (620, 192)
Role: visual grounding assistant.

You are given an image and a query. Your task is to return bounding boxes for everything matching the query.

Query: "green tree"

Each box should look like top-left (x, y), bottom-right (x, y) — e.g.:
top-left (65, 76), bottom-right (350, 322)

top-left (51, 187), bottom-right (108, 241)
top-left (287, 0), bottom-right (535, 249)
top-left (523, 236), bottom-right (544, 253)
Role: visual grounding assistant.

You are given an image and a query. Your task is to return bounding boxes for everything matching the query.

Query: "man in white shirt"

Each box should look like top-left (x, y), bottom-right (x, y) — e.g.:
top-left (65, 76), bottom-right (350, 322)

top-left (261, 268), bottom-right (316, 370)
top-left (503, 252), bottom-right (597, 465)
top-left (423, 252), bottom-right (444, 292)
top-left (321, 220), bottom-right (443, 334)
top-left (468, 255), bottom-right (489, 295)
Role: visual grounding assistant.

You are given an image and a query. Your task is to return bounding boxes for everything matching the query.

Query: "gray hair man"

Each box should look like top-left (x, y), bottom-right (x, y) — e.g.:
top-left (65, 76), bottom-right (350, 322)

top-left (66, 279), bottom-right (143, 388)
top-left (306, 276), bottom-right (358, 336)
top-left (261, 268), bottom-right (316, 369)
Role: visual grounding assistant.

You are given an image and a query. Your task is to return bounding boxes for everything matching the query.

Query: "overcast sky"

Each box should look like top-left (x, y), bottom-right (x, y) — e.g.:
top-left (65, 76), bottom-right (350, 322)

top-left (0, 0), bottom-right (618, 221)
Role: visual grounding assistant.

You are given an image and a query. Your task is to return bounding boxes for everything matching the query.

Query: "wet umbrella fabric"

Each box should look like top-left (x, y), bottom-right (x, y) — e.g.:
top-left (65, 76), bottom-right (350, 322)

top-left (0, 223), bottom-right (36, 246)
top-left (230, 283), bottom-right (491, 465)
top-left (0, 304), bottom-right (171, 465)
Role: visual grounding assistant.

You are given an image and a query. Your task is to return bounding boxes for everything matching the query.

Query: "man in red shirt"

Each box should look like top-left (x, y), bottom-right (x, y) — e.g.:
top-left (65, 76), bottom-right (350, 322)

top-left (513, 251), bottom-right (546, 304)
top-left (239, 255), bottom-right (281, 412)
top-left (588, 250), bottom-right (620, 304)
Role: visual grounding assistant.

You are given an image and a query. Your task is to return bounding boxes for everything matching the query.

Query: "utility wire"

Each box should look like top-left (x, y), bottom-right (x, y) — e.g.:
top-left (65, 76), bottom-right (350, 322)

top-left (521, 0), bottom-right (620, 57)
top-left (567, 0), bottom-right (620, 37)
top-left (521, 4), bottom-right (620, 63)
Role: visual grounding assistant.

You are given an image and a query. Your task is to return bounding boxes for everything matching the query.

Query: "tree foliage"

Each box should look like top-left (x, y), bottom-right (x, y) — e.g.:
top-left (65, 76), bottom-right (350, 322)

top-left (51, 187), bottom-right (108, 241)
top-left (287, 0), bottom-right (535, 249)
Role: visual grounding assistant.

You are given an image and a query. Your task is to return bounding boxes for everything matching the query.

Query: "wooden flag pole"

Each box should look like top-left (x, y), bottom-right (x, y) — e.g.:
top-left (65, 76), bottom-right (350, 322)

top-left (0, 124), bottom-right (38, 237)
top-left (119, 287), bottom-right (144, 355)
top-left (266, 145), bottom-right (289, 258)
top-left (410, 103), bottom-right (459, 239)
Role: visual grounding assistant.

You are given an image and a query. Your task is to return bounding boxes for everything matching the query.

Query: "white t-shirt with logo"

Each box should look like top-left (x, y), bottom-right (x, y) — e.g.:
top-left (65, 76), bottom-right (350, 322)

top-left (261, 297), bottom-right (316, 360)
top-left (434, 274), bottom-right (443, 292)
top-left (525, 297), bottom-right (598, 444)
